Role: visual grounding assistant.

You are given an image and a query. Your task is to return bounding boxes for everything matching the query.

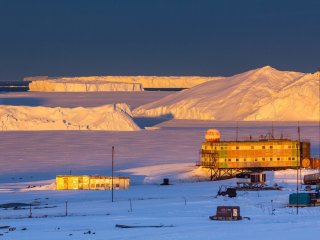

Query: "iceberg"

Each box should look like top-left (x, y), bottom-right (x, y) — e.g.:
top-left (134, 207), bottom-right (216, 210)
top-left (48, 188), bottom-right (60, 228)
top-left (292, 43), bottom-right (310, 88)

top-left (0, 103), bottom-right (140, 131)
top-left (26, 75), bottom-right (224, 91)
top-left (29, 80), bottom-right (143, 92)
top-left (133, 66), bottom-right (320, 121)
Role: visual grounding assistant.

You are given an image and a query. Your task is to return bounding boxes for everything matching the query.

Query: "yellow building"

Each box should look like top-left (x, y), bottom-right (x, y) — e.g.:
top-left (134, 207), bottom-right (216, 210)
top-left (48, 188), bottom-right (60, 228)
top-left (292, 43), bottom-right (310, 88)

top-left (56, 175), bottom-right (130, 190)
top-left (200, 129), bottom-right (306, 169)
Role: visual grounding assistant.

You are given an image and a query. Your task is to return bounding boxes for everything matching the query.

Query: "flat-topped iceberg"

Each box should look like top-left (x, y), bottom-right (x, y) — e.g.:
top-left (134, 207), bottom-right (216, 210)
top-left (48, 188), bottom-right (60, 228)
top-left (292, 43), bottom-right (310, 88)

top-left (26, 75), bottom-right (224, 91)
top-left (29, 80), bottom-right (143, 92)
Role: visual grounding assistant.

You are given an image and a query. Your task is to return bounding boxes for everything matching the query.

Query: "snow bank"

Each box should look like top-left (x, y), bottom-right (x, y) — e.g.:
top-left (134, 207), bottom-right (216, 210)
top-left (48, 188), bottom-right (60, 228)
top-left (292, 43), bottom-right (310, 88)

top-left (273, 169), bottom-right (319, 184)
top-left (134, 66), bottom-right (319, 121)
top-left (0, 104), bottom-right (140, 131)
top-left (29, 80), bottom-right (143, 92)
top-left (26, 75), bottom-right (223, 90)
top-left (121, 163), bottom-right (212, 183)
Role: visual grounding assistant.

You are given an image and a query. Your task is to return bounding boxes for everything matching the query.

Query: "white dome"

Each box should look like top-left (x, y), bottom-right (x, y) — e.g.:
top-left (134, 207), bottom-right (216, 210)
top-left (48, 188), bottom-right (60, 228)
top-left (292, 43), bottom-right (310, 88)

top-left (205, 129), bottom-right (221, 142)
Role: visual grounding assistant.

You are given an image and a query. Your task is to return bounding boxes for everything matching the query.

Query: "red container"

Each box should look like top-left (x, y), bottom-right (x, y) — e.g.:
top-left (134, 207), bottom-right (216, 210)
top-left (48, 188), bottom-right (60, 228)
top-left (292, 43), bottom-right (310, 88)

top-left (216, 206), bottom-right (240, 218)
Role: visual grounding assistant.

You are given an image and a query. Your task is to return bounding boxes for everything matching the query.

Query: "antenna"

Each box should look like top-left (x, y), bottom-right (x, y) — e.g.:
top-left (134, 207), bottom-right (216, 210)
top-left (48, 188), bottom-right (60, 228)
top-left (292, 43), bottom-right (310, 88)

top-left (236, 121), bottom-right (239, 141)
top-left (271, 121), bottom-right (274, 139)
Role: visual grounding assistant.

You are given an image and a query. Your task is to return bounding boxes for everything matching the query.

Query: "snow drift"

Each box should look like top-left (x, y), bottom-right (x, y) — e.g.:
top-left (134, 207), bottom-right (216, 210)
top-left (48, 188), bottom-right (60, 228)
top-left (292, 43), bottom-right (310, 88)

top-left (0, 104), bottom-right (140, 131)
top-left (134, 66), bottom-right (320, 121)
top-left (26, 75), bottom-right (223, 91)
top-left (29, 80), bottom-right (143, 92)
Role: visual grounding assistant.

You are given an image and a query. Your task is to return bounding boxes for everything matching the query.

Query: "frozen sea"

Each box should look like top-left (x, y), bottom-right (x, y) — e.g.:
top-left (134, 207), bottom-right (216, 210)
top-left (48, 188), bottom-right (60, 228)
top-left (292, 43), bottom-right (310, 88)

top-left (0, 92), bottom-right (319, 183)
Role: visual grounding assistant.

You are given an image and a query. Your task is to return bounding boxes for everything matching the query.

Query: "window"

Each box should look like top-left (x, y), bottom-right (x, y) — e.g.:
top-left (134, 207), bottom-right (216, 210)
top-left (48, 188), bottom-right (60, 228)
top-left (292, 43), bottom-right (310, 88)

top-left (270, 158), bottom-right (273, 161)
top-left (228, 159), bottom-right (231, 162)
top-left (289, 157), bottom-right (291, 160)
top-left (236, 159), bottom-right (239, 162)
top-left (262, 146), bottom-right (265, 149)
top-left (288, 146), bottom-right (291, 149)
top-left (221, 147), bottom-right (224, 150)
top-left (251, 146), bottom-right (254, 149)
top-left (270, 146), bottom-right (273, 149)
top-left (277, 158), bottom-right (280, 160)
top-left (292, 157), bottom-right (295, 160)
top-left (255, 158), bottom-right (258, 162)
top-left (262, 158), bottom-right (265, 161)
top-left (236, 146), bottom-right (239, 150)
top-left (244, 158), bottom-right (247, 162)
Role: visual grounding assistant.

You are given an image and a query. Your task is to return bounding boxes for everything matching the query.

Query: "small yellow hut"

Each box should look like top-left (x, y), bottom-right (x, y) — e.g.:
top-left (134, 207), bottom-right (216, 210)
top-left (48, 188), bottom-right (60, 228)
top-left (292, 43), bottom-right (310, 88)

top-left (56, 175), bottom-right (130, 190)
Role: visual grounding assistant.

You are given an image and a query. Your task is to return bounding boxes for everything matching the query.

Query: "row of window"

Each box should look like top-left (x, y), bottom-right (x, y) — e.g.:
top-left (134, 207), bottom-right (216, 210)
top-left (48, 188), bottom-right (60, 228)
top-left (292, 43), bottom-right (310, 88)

top-left (203, 145), bottom-right (297, 150)
top-left (203, 157), bottom-right (297, 162)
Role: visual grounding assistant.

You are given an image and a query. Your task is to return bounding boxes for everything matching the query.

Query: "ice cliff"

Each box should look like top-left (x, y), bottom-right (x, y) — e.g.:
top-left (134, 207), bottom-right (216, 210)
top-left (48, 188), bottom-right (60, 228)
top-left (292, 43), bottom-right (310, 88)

top-left (29, 80), bottom-right (143, 92)
top-left (26, 76), bottom-right (223, 91)
top-left (0, 103), bottom-right (140, 131)
top-left (133, 66), bottom-right (320, 121)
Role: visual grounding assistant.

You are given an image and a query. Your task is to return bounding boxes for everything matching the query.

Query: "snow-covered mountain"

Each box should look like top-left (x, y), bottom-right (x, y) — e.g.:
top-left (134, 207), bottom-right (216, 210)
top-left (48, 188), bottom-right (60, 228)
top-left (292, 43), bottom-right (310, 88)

top-left (26, 75), bottom-right (223, 90)
top-left (133, 66), bottom-right (319, 121)
top-left (0, 103), bottom-right (140, 131)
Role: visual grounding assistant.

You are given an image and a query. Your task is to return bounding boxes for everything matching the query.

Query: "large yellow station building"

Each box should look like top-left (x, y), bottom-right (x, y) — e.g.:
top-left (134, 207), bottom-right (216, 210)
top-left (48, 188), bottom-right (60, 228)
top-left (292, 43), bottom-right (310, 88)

top-left (200, 129), bottom-right (310, 170)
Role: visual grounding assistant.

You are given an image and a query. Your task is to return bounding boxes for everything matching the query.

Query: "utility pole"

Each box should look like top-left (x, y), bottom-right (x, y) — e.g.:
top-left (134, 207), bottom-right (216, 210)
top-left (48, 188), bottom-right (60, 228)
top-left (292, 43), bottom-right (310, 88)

top-left (29, 204), bottom-right (32, 218)
top-left (318, 68), bottom-right (320, 162)
top-left (112, 146), bottom-right (114, 202)
top-left (296, 123), bottom-right (301, 215)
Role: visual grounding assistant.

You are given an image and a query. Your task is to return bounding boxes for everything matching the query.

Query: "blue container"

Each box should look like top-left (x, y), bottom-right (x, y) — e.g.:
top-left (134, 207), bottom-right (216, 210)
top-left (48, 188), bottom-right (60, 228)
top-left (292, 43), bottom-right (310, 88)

top-left (289, 193), bottom-right (311, 205)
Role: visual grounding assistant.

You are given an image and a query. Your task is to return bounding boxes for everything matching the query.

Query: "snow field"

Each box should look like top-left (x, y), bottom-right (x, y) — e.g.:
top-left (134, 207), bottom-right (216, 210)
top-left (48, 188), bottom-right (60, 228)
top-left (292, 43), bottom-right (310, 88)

top-left (1, 175), bottom-right (320, 240)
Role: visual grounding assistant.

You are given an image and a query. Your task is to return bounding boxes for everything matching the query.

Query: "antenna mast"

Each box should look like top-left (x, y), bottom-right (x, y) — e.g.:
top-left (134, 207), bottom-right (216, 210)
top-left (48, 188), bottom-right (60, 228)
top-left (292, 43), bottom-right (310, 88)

top-left (236, 121), bottom-right (239, 141)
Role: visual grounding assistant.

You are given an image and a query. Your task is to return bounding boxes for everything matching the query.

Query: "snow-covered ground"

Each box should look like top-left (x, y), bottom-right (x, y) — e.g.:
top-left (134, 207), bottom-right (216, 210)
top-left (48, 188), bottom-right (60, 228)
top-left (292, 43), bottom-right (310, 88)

top-left (0, 103), bottom-right (139, 131)
top-left (26, 75), bottom-right (223, 90)
top-left (1, 167), bottom-right (320, 240)
top-left (29, 80), bottom-right (143, 92)
top-left (134, 66), bottom-right (320, 121)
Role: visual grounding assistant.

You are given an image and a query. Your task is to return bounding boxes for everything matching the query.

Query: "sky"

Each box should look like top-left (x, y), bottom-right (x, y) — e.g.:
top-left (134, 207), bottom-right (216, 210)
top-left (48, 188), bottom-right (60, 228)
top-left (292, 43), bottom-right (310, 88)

top-left (0, 0), bottom-right (319, 81)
